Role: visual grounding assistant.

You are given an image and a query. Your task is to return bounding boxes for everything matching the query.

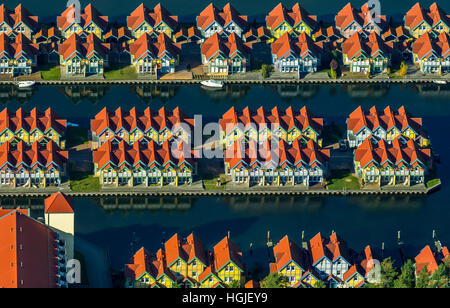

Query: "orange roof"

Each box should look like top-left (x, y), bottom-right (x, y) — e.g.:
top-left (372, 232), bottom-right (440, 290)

top-left (335, 3), bottom-right (386, 31)
top-left (201, 32), bottom-right (251, 61)
top-left (415, 245), bottom-right (440, 275)
top-left (347, 105), bottom-right (426, 137)
top-left (175, 27), bottom-right (201, 41)
top-left (0, 33), bottom-right (38, 59)
top-left (130, 32), bottom-right (180, 60)
top-left (360, 245), bottom-right (376, 277)
top-left (0, 211), bottom-right (59, 288)
top-left (272, 32), bottom-right (322, 59)
top-left (0, 4), bottom-right (38, 31)
top-left (124, 247), bottom-right (171, 281)
top-left (413, 31), bottom-right (450, 60)
top-left (57, 3), bottom-right (108, 32)
top-left (354, 136), bottom-right (431, 169)
top-left (164, 233), bottom-right (207, 267)
top-left (34, 27), bottom-right (62, 41)
top-left (342, 32), bottom-right (391, 59)
top-left (44, 192), bottom-right (74, 214)
top-left (266, 3), bottom-right (317, 31)
top-left (245, 280), bottom-right (259, 288)
top-left (405, 2), bottom-right (449, 31)
top-left (0, 207), bottom-right (29, 218)
top-left (0, 141), bottom-right (68, 171)
top-left (197, 3), bottom-right (247, 31)
top-left (91, 106), bottom-right (194, 136)
top-left (59, 33), bottom-right (110, 61)
top-left (271, 235), bottom-right (309, 272)
top-left (213, 236), bottom-right (244, 272)
top-left (309, 232), bottom-right (353, 265)
top-left (104, 27), bottom-right (132, 41)
top-left (127, 3), bottom-right (178, 32)
top-left (0, 107), bottom-right (66, 135)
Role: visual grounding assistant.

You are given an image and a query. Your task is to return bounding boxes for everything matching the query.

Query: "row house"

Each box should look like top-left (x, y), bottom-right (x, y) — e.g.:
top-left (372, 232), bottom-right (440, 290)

top-left (92, 139), bottom-right (197, 187)
top-left (266, 3), bottom-right (317, 40)
top-left (244, 27), bottom-right (271, 43)
top-left (125, 233), bottom-right (244, 288)
top-left (0, 209), bottom-right (68, 288)
top-left (354, 137), bottom-right (432, 187)
top-left (412, 31), bottom-right (449, 74)
top-left (415, 245), bottom-right (449, 277)
top-left (174, 26), bottom-right (202, 44)
top-left (224, 139), bottom-right (329, 187)
top-left (127, 4), bottom-right (178, 39)
top-left (342, 32), bottom-right (392, 74)
top-left (57, 4), bottom-right (108, 40)
top-left (0, 33), bottom-right (38, 75)
top-left (0, 107), bottom-right (66, 148)
top-left (196, 3), bottom-right (247, 39)
top-left (272, 32), bottom-right (322, 74)
top-left (346, 105), bottom-right (430, 148)
top-left (104, 27), bottom-right (132, 45)
top-left (0, 4), bottom-right (38, 40)
top-left (404, 3), bottom-right (449, 39)
top-left (130, 32), bottom-right (180, 75)
top-left (335, 3), bottom-right (386, 38)
top-left (219, 106), bottom-right (324, 146)
top-left (201, 32), bottom-right (251, 75)
top-left (58, 33), bottom-right (110, 76)
top-left (90, 106), bottom-right (194, 150)
top-left (0, 141), bottom-right (68, 188)
top-left (313, 26), bottom-right (342, 43)
top-left (34, 27), bottom-right (62, 44)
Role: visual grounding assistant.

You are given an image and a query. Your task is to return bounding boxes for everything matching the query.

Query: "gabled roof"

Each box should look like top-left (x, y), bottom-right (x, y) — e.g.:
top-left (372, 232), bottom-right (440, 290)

top-left (130, 32), bottom-right (180, 60)
top-left (0, 33), bottom-right (38, 60)
top-left (59, 33), bottom-right (110, 61)
top-left (197, 3), bottom-right (247, 31)
top-left (270, 235), bottom-right (309, 272)
top-left (34, 27), bottom-right (62, 41)
top-left (213, 236), bottom-right (244, 272)
top-left (413, 31), bottom-right (450, 59)
top-left (201, 32), bottom-right (251, 61)
top-left (44, 192), bottom-right (74, 214)
top-left (57, 3), bottom-right (108, 32)
top-left (309, 232), bottom-right (353, 265)
top-left (127, 3), bottom-right (178, 32)
top-left (335, 2), bottom-right (386, 31)
top-left (266, 3), bottom-right (317, 31)
top-left (415, 245), bottom-right (449, 275)
top-left (164, 233), bottom-right (208, 267)
top-left (0, 4), bottom-right (38, 31)
top-left (272, 32), bottom-right (322, 59)
top-left (342, 32), bottom-right (391, 59)
top-left (104, 27), bottom-right (132, 41)
top-left (404, 2), bottom-right (449, 30)
top-left (0, 211), bottom-right (59, 288)
top-left (0, 207), bottom-right (29, 218)
top-left (0, 107), bottom-right (66, 135)
top-left (175, 26), bottom-right (201, 42)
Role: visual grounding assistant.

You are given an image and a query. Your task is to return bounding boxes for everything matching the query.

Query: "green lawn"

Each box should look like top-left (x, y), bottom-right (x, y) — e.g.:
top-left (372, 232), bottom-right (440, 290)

top-left (327, 170), bottom-right (360, 190)
top-left (426, 178), bottom-right (440, 189)
top-left (104, 65), bottom-right (138, 80)
top-left (40, 65), bottom-right (61, 80)
top-left (70, 171), bottom-right (100, 192)
top-left (203, 175), bottom-right (228, 190)
top-left (65, 126), bottom-right (89, 148)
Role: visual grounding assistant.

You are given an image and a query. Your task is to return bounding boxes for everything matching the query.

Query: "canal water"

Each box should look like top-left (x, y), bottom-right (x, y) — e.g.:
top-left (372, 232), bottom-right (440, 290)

top-left (1, 83), bottom-right (449, 273)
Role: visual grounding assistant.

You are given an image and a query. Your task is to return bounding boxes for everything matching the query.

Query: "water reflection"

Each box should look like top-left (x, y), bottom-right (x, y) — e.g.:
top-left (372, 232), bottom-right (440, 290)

top-left (130, 85), bottom-right (179, 104)
top-left (222, 195), bottom-right (325, 213)
top-left (92, 196), bottom-right (196, 212)
top-left (57, 85), bottom-right (110, 105)
top-left (0, 85), bottom-right (38, 104)
top-left (200, 84), bottom-right (251, 102)
top-left (270, 84), bottom-right (320, 101)
top-left (340, 84), bottom-right (390, 100)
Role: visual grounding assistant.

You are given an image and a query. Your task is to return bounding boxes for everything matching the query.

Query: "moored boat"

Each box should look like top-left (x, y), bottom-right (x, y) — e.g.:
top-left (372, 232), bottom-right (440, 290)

top-left (17, 81), bottom-right (36, 89)
top-left (200, 79), bottom-right (224, 88)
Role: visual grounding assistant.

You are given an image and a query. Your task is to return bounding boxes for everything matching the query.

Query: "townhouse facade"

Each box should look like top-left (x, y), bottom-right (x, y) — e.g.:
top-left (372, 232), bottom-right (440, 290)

top-left (346, 105), bottom-right (431, 148)
top-left (58, 33), bottom-right (110, 76)
top-left (404, 3), bottom-right (449, 39)
top-left (0, 4), bottom-right (38, 40)
top-left (57, 4), bottom-right (108, 40)
top-left (342, 32), bottom-right (392, 74)
top-left (272, 32), bottom-right (322, 74)
top-left (224, 139), bottom-right (330, 187)
top-left (125, 233), bottom-right (245, 288)
top-left (201, 32), bottom-right (251, 75)
top-left (196, 3), bottom-right (247, 39)
top-left (0, 33), bottom-right (38, 75)
top-left (130, 32), bottom-right (180, 75)
top-left (412, 32), bottom-right (450, 74)
top-left (266, 3), bottom-right (317, 39)
top-left (127, 4), bottom-right (178, 39)
top-left (0, 107), bottom-right (66, 148)
top-left (354, 137), bottom-right (431, 187)
top-left (0, 141), bottom-right (68, 188)
top-left (92, 139), bottom-right (197, 187)
top-left (335, 3), bottom-right (386, 38)
top-left (90, 106), bottom-right (194, 150)
top-left (220, 106), bottom-right (324, 146)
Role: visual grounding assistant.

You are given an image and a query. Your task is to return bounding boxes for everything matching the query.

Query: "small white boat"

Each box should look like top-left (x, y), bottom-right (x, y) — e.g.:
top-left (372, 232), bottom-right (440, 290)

top-left (200, 79), bottom-right (224, 88)
top-left (433, 80), bottom-right (447, 85)
top-left (17, 81), bottom-right (36, 88)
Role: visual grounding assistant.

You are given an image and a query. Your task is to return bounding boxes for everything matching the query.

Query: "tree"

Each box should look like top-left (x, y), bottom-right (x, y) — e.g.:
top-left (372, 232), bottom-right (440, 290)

top-left (393, 259), bottom-right (415, 288)
top-left (228, 280), bottom-right (243, 288)
top-left (415, 266), bottom-right (431, 288)
top-left (399, 61), bottom-right (408, 77)
top-left (260, 273), bottom-right (287, 288)
top-left (261, 64), bottom-right (273, 79)
top-left (379, 257), bottom-right (398, 288)
top-left (314, 280), bottom-right (327, 288)
top-left (428, 263), bottom-right (450, 288)
top-left (171, 281), bottom-right (182, 288)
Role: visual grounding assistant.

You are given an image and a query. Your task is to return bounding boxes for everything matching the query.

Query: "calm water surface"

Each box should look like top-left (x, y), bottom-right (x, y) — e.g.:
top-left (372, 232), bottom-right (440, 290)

top-left (1, 83), bottom-right (449, 271)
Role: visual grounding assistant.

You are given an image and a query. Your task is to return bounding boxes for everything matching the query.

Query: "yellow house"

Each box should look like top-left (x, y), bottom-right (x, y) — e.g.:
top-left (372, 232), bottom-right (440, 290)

top-left (213, 237), bottom-right (245, 286)
top-left (343, 265), bottom-right (366, 288)
top-left (127, 4), bottom-right (178, 39)
top-left (404, 3), bottom-right (449, 38)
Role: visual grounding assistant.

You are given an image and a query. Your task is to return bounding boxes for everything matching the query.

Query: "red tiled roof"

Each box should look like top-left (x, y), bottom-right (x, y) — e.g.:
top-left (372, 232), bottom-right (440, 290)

top-left (354, 136), bottom-right (431, 169)
top-left (266, 3), bottom-right (317, 31)
top-left (201, 32), bottom-right (251, 61)
top-left (127, 3), bottom-right (178, 32)
top-left (0, 33), bottom-right (38, 59)
top-left (360, 245), bottom-right (375, 277)
top-left (335, 3), bottom-right (386, 31)
top-left (0, 107), bottom-right (66, 135)
top-left (44, 192), bottom-right (74, 214)
top-left (104, 27), bottom-right (132, 40)
top-left (245, 280), bottom-right (260, 288)
top-left (213, 236), bottom-right (244, 272)
top-left (271, 235), bottom-right (309, 272)
top-left (0, 4), bottom-right (38, 31)
top-left (405, 2), bottom-right (449, 31)
top-left (197, 3), bottom-right (247, 31)
top-left (175, 27), bottom-right (201, 41)
top-left (59, 33), bottom-right (110, 61)
top-left (130, 32), bottom-right (180, 60)
top-left (34, 27), bottom-right (62, 41)
top-left (0, 207), bottom-right (29, 218)
top-left (0, 211), bottom-right (59, 288)
top-left (415, 245), bottom-right (439, 275)
top-left (309, 232), bottom-right (352, 264)
top-left (165, 233), bottom-right (207, 267)
top-left (342, 32), bottom-right (391, 59)
top-left (413, 31), bottom-right (450, 59)
top-left (57, 3), bottom-right (108, 32)
top-left (272, 32), bottom-right (322, 59)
